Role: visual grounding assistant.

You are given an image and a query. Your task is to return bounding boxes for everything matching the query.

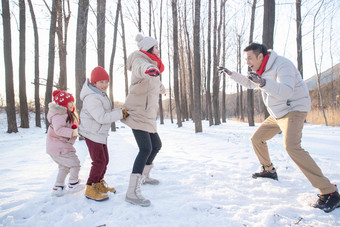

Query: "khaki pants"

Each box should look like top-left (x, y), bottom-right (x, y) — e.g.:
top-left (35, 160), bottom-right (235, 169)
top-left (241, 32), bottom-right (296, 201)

top-left (251, 111), bottom-right (335, 195)
top-left (51, 152), bottom-right (81, 187)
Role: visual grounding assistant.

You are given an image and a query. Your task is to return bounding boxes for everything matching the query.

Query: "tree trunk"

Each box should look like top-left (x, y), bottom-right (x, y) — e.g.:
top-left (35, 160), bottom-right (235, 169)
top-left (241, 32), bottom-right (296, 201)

top-left (120, 6), bottom-right (128, 97)
top-left (262, 0), bottom-right (275, 119)
top-left (193, 0), bottom-right (202, 132)
top-left (247, 0), bottom-right (257, 126)
top-left (158, 0), bottom-right (164, 124)
top-left (75, 0), bottom-right (89, 113)
top-left (206, 0), bottom-right (213, 126)
top-left (221, 2), bottom-right (226, 123)
top-left (19, 0), bottom-right (29, 128)
top-left (172, 0), bottom-right (182, 127)
top-left (56, 0), bottom-right (70, 91)
top-left (167, 2), bottom-right (173, 124)
top-left (27, 0), bottom-right (41, 127)
top-left (2, 0), bottom-right (18, 133)
top-left (97, 0), bottom-right (106, 68)
top-left (296, 0), bottom-right (303, 78)
top-left (108, 0), bottom-right (121, 132)
top-left (184, 0), bottom-right (194, 121)
top-left (45, 0), bottom-right (58, 131)
top-left (137, 0), bottom-right (142, 32)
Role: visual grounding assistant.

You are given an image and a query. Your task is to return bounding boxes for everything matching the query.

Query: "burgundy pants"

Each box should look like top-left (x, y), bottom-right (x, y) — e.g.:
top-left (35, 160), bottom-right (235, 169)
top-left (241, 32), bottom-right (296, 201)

top-left (85, 138), bottom-right (109, 185)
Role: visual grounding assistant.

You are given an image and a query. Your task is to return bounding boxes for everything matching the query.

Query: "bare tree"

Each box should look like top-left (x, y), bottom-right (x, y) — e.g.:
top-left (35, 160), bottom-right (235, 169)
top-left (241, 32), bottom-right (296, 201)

top-left (172, 0), bottom-right (182, 127)
top-left (158, 0), bottom-right (164, 124)
top-left (247, 0), bottom-right (257, 127)
top-left (120, 5), bottom-right (128, 97)
top-left (27, 0), bottom-right (41, 127)
top-left (206, 0), bottom-right (213, 126)
top-left (296, 0), bottom-right (303, 78)
top-left (262, 0), bottom-right (275, 119)
top-left (312, 0), bottom-right (327, 126)
top-left (56, 0), bottom-right (71, 91)
top-left (167, 0), bottom-right (174, 124)
top-left (45, 0), bottom-right (58, 130)
top-left (2, 0), bottom-right (18, 133)
top-left (108, 0), bottom-right (121, 131)
top-left (75, 0), bottom-right (89, 112)
top-left (97, 0), bottom-right (106, 67)
top-left (137, 0), bottom-right (142, 32)
top-left (19, 0), bottom-right (29, 128)
top-left (221, 2), bottom-right (226, 123)
top-left (193, 0), bottom-right (202, 132)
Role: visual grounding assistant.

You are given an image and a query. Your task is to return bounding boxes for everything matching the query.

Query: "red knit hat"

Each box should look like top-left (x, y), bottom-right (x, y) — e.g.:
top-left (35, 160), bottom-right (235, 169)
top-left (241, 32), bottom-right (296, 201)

top-left (91, 66), bottom-right (110, 84)
top-left (53, 90), bottom-right (75, 108)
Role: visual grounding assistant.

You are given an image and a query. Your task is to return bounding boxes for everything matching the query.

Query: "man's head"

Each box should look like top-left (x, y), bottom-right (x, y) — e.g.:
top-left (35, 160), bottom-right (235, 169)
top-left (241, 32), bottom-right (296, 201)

top-left (244, 43), bottom-right (268, 71)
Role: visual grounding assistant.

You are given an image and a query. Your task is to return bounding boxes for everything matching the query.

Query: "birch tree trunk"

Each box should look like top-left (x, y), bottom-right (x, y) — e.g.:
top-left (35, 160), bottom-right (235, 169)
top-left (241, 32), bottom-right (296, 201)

top-left (120, 6), bottom-right (128, 97)
top-left (97, 0), bottom-right (106, 68)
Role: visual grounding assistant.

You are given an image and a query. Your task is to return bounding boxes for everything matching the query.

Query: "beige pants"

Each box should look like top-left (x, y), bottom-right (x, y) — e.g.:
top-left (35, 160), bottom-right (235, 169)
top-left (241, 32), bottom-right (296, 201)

top-left (51, 152), bottom-right (81, 187)
top-left (251, 111), bottom-right (336, 195)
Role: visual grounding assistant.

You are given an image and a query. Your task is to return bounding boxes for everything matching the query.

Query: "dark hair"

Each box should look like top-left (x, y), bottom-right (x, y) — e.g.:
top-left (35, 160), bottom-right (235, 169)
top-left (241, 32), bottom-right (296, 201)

top-left (66, 111), bottom-right (78, 124)
top-left (146, 46), bottom-right (154, 54)
top-left (244, 43), bottom-right (268, 57)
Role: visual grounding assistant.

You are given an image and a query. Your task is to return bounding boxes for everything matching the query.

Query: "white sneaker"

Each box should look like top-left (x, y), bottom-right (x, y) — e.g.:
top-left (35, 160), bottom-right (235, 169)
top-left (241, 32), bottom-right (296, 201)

top-left (68, 181), bottom-right (85, 193)
top-left (52, 186), bottom-right (65, 197)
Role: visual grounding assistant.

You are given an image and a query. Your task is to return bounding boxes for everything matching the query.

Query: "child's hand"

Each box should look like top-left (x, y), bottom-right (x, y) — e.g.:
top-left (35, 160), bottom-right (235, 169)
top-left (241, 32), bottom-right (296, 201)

top-left (72, 129), bottom-right (78, 137)
top-left (122, 109), bottom-right (129, 119)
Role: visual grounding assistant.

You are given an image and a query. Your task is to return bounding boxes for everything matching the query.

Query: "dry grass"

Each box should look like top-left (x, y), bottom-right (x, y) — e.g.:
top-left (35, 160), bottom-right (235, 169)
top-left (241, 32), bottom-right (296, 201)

top-left (306, 107), bottom-right (340, 126)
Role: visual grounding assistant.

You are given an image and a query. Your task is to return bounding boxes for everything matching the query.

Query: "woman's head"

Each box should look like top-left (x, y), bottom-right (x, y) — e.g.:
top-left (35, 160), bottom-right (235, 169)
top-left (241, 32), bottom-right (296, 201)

top-left (135, 33), bottom-right (158, 53)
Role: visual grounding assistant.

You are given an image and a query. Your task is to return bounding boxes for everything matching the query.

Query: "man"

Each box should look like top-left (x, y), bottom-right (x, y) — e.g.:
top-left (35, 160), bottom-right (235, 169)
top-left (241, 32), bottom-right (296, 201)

top-left (218, 42), bottom-right (340, 213)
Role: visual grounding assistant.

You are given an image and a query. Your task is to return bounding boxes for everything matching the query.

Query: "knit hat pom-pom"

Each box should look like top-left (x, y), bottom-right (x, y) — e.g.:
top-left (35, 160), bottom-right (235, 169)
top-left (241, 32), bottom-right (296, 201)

top-left (135, 33), bottom-right (144, 43)
top-left (53, 90), bottom-right (61, 98)
top-left (71, 124), bottom-right (78, 129)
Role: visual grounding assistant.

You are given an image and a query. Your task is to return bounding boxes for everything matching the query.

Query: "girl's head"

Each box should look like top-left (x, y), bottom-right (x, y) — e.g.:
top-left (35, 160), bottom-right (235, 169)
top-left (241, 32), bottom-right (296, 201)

top-left (53, 90), bottom-right (75, 111)
top-left (135, 33), bottom-right (158, 54)
top-left (53, 90), bottom-right (78, 128)
top-left (90, 66), bottom-right (110, 93)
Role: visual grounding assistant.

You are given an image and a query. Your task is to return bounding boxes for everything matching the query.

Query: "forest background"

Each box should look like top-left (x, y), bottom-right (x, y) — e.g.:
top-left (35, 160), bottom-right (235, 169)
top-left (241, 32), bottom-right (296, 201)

top-left (1, 0), bottom-right (340, 133)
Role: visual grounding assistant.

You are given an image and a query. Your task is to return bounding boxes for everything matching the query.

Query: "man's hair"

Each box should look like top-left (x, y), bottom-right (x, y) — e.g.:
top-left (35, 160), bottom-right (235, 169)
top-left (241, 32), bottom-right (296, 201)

top-left (244, 43), bottom-right (268, 57)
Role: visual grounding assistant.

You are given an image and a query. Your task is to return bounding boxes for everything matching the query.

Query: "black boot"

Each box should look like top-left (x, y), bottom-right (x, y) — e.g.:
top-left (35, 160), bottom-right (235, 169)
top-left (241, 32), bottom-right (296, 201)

top-left (252, 166), bottom-right (278, 180)
top-left (312, 191), bottom-right (340, 213)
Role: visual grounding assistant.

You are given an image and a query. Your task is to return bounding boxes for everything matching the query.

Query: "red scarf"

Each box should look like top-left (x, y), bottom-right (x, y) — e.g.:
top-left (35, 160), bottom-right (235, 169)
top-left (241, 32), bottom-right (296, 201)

top-left (140, 50), bottom-right (165, 73)
top-left (256, 53), bottom-right (270, 76)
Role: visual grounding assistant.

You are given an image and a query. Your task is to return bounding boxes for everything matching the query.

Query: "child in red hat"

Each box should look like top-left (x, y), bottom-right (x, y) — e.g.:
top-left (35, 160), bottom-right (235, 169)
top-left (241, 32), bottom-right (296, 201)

top-left (79, 66), bottom-right (129, 201)
top-left (46, 90), bottom-right (84, 197)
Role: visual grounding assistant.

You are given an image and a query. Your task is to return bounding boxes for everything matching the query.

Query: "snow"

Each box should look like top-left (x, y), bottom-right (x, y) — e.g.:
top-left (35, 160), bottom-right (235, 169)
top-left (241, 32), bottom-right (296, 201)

top-left (0, 113), bottom-right (340, 227)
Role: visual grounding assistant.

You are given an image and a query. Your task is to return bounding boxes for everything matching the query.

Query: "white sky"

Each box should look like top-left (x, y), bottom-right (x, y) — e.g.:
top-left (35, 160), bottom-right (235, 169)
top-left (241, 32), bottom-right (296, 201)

top-left (0, 0), bottom-right (339, 103)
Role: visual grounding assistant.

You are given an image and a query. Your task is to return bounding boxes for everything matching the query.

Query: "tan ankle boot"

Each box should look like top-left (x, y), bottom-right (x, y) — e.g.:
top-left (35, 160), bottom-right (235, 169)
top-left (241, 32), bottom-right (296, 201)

top-left (85, 183), bottom-right (109, 201)
top-left (125, 173), bottom-right (151, 207)
top-left (142, 164), bottom-right (159, 185)
top-left (98, 179), bottom-right (116, 193)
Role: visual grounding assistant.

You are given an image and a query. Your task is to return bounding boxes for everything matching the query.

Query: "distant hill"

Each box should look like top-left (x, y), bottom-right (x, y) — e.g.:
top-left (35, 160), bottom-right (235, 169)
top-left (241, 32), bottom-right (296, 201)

top-left (305, 63), bottom-right (340, 90)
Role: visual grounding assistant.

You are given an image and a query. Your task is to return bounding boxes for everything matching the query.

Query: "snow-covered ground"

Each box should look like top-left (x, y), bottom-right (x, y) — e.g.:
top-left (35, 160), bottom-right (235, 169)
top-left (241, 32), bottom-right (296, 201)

top-left (0, 114), bottom-right (339, 227)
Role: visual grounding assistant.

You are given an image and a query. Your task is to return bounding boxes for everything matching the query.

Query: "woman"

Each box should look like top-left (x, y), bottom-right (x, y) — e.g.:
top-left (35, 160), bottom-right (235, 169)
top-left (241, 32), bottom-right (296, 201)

top-left (121, 33), bottom-right (166, 207)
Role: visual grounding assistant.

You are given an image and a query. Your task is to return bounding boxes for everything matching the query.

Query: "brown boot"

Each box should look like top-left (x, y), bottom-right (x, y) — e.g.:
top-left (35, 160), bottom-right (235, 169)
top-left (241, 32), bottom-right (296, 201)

top-left (98, 179), bottom-right (116, 193)
top-left (85, 183), bottom-right (109, 201)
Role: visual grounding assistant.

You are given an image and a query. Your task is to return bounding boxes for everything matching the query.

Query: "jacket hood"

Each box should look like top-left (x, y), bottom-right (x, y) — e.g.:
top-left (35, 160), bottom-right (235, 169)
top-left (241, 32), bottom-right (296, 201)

top-left (127, 50), bottom-right (151, 71)
top-left (47, 102), bottom-right (67, 122)
top-left (80, 79), bottom-right (105, 101)
top-left (265, 50), bottom-right (278, 72)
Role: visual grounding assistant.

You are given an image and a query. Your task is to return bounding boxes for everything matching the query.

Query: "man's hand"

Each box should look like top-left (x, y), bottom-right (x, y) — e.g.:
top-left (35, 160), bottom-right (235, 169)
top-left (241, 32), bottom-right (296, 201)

top-left (145, 68), bottom-right (160, 77)
top-left (217, 66), bottom-right (232, 75)
top-left (248, 72), bottom-right (266, 87)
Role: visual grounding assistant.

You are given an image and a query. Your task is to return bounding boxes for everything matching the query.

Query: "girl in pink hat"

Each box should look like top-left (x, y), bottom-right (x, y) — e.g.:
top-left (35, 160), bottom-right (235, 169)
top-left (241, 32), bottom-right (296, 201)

top-left (46, 90), bottom-right (83, 197)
